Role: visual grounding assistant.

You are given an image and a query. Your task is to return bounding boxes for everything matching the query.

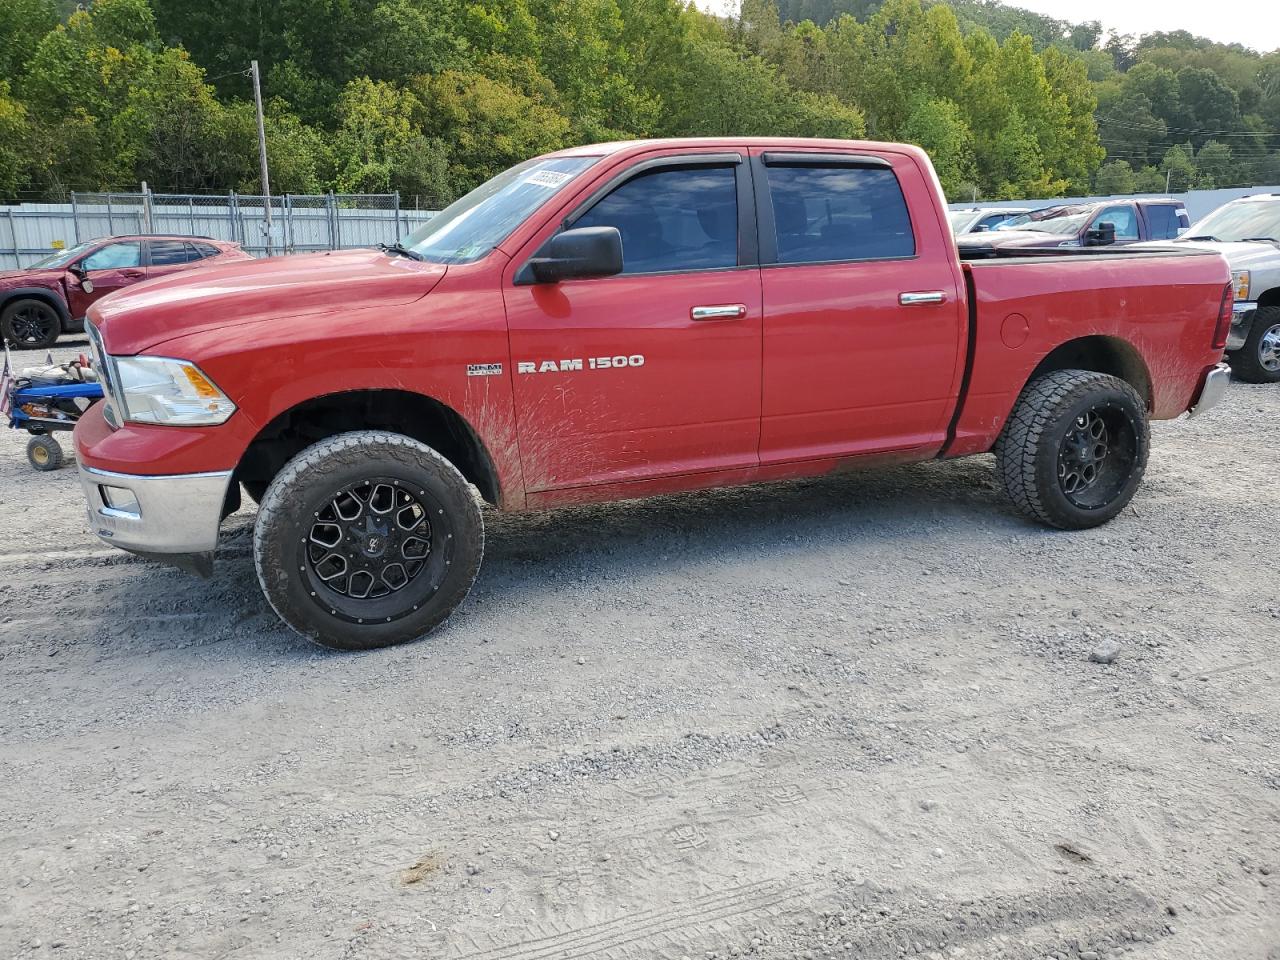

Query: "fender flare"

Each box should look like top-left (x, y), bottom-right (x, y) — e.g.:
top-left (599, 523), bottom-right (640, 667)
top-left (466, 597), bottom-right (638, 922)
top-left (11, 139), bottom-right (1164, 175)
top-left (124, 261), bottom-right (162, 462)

top-left (0, 287), bottom-right (72, 327)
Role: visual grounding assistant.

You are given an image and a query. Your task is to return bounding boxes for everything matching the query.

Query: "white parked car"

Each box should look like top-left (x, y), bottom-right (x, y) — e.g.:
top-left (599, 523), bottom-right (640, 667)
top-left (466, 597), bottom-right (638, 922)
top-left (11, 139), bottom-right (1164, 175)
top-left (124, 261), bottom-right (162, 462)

top-left (1160, 194), bottom-right (1280, 383)
top-left (947, 207), bottom-right (1030, 235)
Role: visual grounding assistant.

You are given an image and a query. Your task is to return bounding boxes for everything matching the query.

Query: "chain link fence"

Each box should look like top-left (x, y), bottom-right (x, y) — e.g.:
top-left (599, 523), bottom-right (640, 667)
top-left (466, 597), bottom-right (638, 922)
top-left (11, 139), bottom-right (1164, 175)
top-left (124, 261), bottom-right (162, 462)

top-left (0, 191), bottom-right (437, 268)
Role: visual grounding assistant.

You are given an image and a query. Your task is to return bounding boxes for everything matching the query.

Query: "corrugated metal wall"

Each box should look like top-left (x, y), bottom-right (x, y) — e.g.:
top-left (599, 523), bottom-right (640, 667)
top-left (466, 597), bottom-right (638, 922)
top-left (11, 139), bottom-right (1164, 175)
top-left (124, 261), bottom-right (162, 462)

top-left (0, 192), bottom-right (437, 270)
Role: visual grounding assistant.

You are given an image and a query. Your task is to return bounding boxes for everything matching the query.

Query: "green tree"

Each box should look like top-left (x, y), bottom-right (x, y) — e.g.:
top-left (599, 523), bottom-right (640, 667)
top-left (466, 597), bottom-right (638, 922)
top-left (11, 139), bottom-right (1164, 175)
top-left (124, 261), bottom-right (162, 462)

top-left (1094, 159), bottom-right (1136, 195)
top-left (412, 68), bottom-right (571, 191)
top-left (1160, 143), bottom-right (1196, 192)
top-left (1194, 140), bottom-right (1233, 188)
top-left (0, 0), bottom-right (58, 80)
top-left (900, 97), bottom-right (975, 197)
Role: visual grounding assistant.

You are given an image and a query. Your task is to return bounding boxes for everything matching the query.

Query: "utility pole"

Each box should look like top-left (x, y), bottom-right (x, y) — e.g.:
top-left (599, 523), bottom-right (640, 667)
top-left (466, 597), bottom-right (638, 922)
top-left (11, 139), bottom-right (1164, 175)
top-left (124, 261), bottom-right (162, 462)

top-left (1165, 168), bottom-right (1172, 194)
top-left (250, 59), bottom-right (273, 256)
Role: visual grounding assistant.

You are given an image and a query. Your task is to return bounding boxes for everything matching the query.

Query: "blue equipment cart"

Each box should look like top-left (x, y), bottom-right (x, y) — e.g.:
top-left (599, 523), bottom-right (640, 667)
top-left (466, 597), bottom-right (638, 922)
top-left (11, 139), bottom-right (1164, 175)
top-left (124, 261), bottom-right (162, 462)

top-left (1, 346), bottom-right (104, 471)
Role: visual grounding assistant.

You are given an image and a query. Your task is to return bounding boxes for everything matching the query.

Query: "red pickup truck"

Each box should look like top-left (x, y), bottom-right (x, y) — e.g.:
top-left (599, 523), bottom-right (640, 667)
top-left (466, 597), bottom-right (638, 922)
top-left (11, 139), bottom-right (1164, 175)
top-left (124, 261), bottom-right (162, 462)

top-left (74, 138), bottom-right (1232, 651)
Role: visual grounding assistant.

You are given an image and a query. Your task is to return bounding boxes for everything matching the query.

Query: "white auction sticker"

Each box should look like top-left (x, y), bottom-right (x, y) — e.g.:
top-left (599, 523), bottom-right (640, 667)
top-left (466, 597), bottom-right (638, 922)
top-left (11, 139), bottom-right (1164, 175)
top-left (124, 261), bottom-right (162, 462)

top-left (525, 169), bottom-right (573, 188)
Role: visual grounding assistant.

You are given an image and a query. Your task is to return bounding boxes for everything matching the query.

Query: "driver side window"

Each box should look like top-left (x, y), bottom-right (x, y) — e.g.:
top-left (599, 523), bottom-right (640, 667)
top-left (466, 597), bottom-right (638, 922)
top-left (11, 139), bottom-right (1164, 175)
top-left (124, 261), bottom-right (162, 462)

top-left (572, 165), bottom-right (739, 275)
top-left (1091, 207), bottom-right (1138, 241)
top-left (81, 242), bottom-right (142, 272)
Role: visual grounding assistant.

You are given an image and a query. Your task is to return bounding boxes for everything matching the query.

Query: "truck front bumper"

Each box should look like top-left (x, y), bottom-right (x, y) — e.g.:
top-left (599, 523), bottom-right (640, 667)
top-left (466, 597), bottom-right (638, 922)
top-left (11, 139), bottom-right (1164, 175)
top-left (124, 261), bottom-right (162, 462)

top-left (1226, 302), bottom-right (1255, 352)
top-left (1188, 362), bottom-right (1232, 418)
top-left (77, 464), bottom-right (233, 576)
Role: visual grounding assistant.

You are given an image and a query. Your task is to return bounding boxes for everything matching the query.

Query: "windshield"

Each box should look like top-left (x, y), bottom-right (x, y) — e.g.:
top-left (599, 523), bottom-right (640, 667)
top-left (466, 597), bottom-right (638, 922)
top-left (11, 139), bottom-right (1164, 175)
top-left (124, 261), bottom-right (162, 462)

top-left (404, 155), bottom-right (600, 264)
top-left (1184, 199), bottom-right (1280, 243)
top-left (996, 209), bottom-right (1091, 235)
top-left (27, 240), bottom-right (98, 270)
top-left (948, 211), bottom-right (976, 232)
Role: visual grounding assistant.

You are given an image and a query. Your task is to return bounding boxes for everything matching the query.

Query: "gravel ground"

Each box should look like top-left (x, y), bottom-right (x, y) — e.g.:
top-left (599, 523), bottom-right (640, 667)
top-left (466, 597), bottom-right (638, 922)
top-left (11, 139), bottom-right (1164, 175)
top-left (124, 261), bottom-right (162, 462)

top-left (1, 340), bottom-right (1278, 960)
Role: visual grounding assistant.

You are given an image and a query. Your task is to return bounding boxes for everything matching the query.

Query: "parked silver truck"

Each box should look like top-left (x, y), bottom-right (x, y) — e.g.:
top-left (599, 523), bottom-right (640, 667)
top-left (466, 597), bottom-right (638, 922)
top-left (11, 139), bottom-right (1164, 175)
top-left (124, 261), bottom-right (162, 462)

top-left (1161, 194), bottom-right (1280, 383)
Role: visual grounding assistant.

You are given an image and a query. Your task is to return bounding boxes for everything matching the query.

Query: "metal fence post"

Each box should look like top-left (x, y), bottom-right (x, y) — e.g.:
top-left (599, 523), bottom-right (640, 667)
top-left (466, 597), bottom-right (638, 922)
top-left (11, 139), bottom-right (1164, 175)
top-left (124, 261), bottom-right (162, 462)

top-left (328, 191), bottom-right (339, 250)
top-left (189, 196), bottom-right (196, 237)
top-left (106, 195), bottom-right (114, 235)
top-left (141, 182), bottom-right (153, 234)
top-left (230, 191), bottom-right (242, 248)
top-left (284, 194), bottom-right (293, 254)
top-left (393, 191), bottom-right (402, 243)
top-left (70, 193), bottom-right (81, 244)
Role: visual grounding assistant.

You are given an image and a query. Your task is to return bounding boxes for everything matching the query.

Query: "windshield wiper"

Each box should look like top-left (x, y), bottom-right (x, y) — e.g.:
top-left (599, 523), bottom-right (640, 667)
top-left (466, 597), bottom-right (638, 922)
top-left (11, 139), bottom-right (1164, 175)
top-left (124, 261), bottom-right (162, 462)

top-left (1241, 237), bottom-right (1280, 244)
top-left (1183, 235), bottom-right (1220, 242)
top-left (378, 241), bottom-right (423, 261)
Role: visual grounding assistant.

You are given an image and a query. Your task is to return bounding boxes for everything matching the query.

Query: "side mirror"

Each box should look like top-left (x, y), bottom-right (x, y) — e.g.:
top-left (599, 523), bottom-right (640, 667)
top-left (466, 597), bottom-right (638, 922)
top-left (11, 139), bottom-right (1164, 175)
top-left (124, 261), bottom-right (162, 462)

top-left (530, 226), bottom-right (623, 283)
top-left (1084, 221), bottom-right (1117, 246)
top-left (973, 224), bottom-right (990, 233)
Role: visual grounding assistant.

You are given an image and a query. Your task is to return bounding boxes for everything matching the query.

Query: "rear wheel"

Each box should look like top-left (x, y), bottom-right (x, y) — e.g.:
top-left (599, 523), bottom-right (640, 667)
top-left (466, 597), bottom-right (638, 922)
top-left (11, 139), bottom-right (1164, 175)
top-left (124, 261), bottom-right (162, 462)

top-left (253, 431), bottom-right (484, 651)
top-left (1227, 305), bottom-right (1280, 384)
top-left (26, 435), bottom-right (64, 472)
top-left (995, 369), bottom-right (1149, 530)
top-left (2, 298), bottom-right (62, 350)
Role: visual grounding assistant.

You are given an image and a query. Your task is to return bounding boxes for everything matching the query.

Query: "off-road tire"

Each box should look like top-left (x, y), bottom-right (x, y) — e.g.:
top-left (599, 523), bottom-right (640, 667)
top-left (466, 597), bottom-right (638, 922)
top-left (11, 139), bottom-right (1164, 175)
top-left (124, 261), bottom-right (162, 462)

top-left (2, 298), bottom-right (62, 350)
top-left (994, 369), bottom-right (1149, 530)
top-left (26, 434), bottom-right (64, 472)
top-left (253, 431), bottom-right (484, 651)
top-left (1227, 305), bottom-right (1280, 384)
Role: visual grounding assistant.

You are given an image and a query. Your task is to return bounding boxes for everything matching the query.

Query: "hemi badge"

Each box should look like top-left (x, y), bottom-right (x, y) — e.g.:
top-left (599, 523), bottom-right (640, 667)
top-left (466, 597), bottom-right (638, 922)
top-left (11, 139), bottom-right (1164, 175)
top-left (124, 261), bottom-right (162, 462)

top-left (467, 363), bottom-right (503, 377)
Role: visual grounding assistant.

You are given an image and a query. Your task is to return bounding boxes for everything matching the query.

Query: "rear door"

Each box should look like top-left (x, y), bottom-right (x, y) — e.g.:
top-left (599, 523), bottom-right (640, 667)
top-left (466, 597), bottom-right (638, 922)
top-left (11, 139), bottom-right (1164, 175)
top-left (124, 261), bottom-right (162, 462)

top-left (1141, 204), bottom-right (1185, 241)
top-left (145, 239), bottom-right (200, 279)
top-left (65, 241), bottom-right (145, 318)
top-left (503, 152), bottom-right (763, 492)
top-left (753, 150), bottom-right (965, 462)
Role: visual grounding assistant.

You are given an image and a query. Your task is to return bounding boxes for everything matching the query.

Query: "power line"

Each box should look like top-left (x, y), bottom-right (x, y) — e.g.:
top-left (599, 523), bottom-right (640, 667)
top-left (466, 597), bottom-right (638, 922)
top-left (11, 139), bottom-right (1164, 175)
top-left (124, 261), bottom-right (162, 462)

top-left (1095, 116), bottom-right (1280, 139)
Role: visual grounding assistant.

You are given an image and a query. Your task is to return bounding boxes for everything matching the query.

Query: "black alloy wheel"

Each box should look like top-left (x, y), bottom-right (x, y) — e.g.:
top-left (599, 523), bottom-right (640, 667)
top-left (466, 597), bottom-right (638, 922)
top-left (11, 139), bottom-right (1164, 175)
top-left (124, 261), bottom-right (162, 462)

top-left (1055, 404), bottom-right (1138, 511)
top-left (2, 299), bottom-right (61, 350)
top-left (302, 477), bottom-right (451, 624)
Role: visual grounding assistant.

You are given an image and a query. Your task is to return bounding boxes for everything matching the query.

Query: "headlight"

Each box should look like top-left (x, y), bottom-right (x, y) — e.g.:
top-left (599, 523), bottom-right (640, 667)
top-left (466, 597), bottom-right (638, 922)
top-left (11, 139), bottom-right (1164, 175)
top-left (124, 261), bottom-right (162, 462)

top-left (1232, 270), bottom-right (1251, 301)
top-left (114, 356), bottom-right (236, 426)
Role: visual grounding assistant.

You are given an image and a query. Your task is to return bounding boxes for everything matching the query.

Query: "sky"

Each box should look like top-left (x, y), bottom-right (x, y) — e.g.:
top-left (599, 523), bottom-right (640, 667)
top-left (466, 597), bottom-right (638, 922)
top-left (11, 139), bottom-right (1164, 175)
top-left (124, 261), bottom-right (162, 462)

top-left (693, 0), bottom-right (1280, 53)
top-left (1005, 0), bottom-right (1279, 52)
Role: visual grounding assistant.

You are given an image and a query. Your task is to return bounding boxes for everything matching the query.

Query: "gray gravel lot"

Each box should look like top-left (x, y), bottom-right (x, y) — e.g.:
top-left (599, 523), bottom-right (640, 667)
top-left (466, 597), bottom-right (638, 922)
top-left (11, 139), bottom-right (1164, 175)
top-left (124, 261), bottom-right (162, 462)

top-left (1, 340), bottom-right (1278, 960)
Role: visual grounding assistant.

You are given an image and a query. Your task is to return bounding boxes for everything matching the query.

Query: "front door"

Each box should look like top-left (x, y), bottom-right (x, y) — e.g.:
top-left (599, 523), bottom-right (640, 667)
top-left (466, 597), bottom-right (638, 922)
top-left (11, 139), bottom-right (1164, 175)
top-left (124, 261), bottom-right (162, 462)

top-left (753, 150), bottom-right (966, 462)
top-left (66, 240), bottom-right (145, 318)
top-left (503, 155), bottom-right (762, 493)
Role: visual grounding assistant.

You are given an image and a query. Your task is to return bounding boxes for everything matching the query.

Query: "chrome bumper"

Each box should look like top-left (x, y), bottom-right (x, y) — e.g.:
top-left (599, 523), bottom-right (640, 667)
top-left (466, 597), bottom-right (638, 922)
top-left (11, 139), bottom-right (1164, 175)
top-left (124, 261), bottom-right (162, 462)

top-left (78, 465), bottom-right (233, 575)
top-left (1226, 302), bottom-right (1255, 352)
top-left (1188, 362), bottom-right (1232, 418)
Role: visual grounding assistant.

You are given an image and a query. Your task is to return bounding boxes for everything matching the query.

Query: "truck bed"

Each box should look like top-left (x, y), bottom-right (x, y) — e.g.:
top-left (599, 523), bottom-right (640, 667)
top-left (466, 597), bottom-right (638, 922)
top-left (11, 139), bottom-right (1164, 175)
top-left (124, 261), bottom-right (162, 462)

top-left (944, 246), bottom-right (1229, 458)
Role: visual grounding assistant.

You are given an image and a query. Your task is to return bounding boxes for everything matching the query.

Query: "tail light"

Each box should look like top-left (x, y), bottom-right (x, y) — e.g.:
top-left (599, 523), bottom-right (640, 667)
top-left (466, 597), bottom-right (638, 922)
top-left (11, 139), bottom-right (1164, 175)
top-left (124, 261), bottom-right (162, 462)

top-left (1212, 281), bottom-right (1233, 350)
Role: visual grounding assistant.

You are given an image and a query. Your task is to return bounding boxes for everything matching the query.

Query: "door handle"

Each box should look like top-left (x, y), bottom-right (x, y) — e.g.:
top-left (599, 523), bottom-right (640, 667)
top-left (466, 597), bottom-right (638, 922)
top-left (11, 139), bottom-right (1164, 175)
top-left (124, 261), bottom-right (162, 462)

top-left (691, 304), bottom-right (747, 321)
top-left (899, 291), bottom-right (947, 306)
top-left (121, 270), bottom-right (145, 279)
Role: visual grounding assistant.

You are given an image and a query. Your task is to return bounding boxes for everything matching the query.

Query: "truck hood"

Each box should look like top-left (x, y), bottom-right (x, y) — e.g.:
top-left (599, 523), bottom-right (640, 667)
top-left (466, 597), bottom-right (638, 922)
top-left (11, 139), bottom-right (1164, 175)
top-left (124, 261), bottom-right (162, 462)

top-left (91, 249), bottom-right (447, 355)
top-left (1131, 238), bottom-right (1280, 270)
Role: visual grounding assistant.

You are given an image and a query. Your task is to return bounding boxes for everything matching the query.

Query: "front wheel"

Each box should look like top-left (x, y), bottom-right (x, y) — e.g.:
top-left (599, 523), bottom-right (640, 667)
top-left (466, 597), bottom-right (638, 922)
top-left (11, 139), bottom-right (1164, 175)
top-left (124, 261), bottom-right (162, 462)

top-left (994, 369), bottom-right (1149, 530)
top-left (1227, 305), bottom-right (1280, 384)
top-left (2, 298), bottom-right (62, 350)
top-left (253, 431), bottom-right (484, 651)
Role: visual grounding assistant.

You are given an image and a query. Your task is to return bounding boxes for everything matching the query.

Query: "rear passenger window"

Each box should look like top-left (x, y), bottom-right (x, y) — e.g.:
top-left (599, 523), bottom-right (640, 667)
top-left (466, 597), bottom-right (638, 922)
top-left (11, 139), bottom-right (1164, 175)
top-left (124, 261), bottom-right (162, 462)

top-left (194, 243), bottom-right (220, 258)
top-left (572, 165), bottom-right (738, 275)
top-left (1146, 205), bottom-right (1180, 240)
top-left (150, 240), bottom-right (195, 265)
top-left (765, 165), bottom-right (915, 264)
